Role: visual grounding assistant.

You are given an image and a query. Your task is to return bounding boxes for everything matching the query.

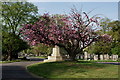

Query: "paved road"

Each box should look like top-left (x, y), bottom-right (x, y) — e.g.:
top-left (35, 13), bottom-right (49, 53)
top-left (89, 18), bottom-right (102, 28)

top-left (1, 58), bottom-right (45, 80)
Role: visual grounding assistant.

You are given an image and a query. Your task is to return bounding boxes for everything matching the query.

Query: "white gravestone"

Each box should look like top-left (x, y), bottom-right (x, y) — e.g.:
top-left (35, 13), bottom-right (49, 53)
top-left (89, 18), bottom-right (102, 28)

top-left (84, 52), bottom-right (88, 60)
top-left (94, 55), bottom-right (98, 60)
top-left (112, 55), bottom-right (118, 61)
top-left (104, 54), bottom-right (107, 60)
top-left (100, 55), bottom-right (103, 60)
top-left (103, 54), bottom-right (109, 60)
top-left (44, 45), bottom-right (63, 62)
top-left (106, 54), bottom-right (109, 60)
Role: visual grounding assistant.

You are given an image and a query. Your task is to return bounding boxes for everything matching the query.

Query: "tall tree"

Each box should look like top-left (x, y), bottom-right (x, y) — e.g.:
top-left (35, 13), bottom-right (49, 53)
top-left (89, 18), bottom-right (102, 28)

top-left (108, 21), bottom-right (120, 42)
top-left (100, 18), bottom-right (111, 34)
top-left (86, 34), bottom-right (112, 60)
top-left (2, 31), bottom-right (29, 61)
top-left (2, 2), bottom-right (38, 35)
top-left (108, 21), bottom-right (120, 57)
top-left (21, 9), bottom-right (102, 61)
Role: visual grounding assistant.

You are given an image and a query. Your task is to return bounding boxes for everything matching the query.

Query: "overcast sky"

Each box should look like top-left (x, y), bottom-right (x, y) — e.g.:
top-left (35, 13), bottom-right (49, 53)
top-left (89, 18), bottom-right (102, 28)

top-left (31, 2), bottom-right (118, 21)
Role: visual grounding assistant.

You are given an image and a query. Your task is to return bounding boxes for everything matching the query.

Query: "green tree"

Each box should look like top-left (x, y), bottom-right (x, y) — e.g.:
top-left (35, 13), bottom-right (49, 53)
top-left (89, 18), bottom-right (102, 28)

top-left (100, 18), bottom-right (111, 34)
top-left (108, 21), bottom-right (120, 57)
top-left (87, 20), bottom-right (120, 60)
top-left (2, 31), bottom-right (29, 61)
top-left (108, 21), bottom-right (120, 42)
top-left (2, 2), bottom-right (38, 34)
top-left (87, 41), bottom-right (112, 60)
top-left (111, 44), bottom-right (120, 57)
top-left (31, 43), bottom-right (53, 56)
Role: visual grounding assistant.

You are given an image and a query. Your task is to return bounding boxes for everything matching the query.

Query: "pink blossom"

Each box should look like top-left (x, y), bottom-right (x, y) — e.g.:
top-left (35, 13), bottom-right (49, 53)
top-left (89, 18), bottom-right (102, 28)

top-left (31, 41), bottom-right (36, 45)
top-left (21, 12), bottom-right (98, 47)
top-left (101, 34), bottom-right (112, 42)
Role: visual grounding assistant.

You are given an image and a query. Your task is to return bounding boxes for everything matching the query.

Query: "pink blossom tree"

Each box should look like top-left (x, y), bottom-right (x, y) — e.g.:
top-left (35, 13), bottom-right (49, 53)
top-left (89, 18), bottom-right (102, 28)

top-left (20, 9), bottom-right (100, 61)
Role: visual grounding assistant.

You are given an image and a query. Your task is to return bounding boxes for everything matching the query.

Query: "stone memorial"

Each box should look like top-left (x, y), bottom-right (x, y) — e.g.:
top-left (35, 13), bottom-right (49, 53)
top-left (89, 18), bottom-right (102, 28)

top-left (100, 55), bottom-right (103, 60)
top-left (44, 45), bottom-right (63, 62)
top-left (106, 54), bottom-right (110, 60)
top-left (104, 54), bottom-right (107, 60)
top-left (112, 55), bottom-right (118, 61)
top-left (84, 52), bottom-right (88, 60)
top-left (94, 55), bottom-right (98, 60)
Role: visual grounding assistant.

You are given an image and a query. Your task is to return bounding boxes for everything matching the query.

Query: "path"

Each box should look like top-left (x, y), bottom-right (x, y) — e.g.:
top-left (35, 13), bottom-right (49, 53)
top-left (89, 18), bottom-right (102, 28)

top-left (1, 58), bottom-right (45, 80)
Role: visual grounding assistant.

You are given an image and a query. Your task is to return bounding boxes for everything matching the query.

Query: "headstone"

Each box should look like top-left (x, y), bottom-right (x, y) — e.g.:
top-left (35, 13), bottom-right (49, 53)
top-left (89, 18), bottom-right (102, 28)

top-left (44, 45), bottom-right (63, 62)
top-left (104, 54), bottom-right (107, 60)
top-left (106, 54), bottom-right (109, 60)
top-left (79, 54), bottom-right (83, 60)
top-left (109, 55), bottom-right (112, 59)
top-left (112, 55), bottom-right (118, 61)
top-left (76, 54), bottom-right (80, 59)
top-left (103, 54), bottom-right (110, 60)
top-left (89, 54), bottom-right (94, 60)
top-left (100, 55), bottom-right (103, 60)
top-left (84, 52), bottom-right (88, 60)
top-left (94, 55), bottom-right (98, 60)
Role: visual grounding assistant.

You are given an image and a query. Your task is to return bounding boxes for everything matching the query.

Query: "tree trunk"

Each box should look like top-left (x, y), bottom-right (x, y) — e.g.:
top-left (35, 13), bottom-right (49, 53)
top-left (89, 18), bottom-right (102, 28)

top-left (98, 54), bottom-right (100, 60)
top-left (68, 52), bottom-right (77, 61)
top-left (37, 53), bottom-right (40, 56)
top-left (69, 54), bottom-right (76, 61)
top-left (2, 54), bottom-right (9, 61)
top-left (7, 51), bottom-right (12, 61)
top-left (12, 53), bottom-right (18, 59)
top-left (7, 55), bottom-right (12, 61)
top-left (67, 49), bottom-right (83, 61)
top-left (57, 44), bottom-right (79, 61)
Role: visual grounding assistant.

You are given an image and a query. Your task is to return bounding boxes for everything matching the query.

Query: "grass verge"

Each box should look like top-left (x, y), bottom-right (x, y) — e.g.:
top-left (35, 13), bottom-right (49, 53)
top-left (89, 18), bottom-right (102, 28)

top-left (30, 56), bottom-right (48, 59)
top-left (83, 60), bottom-right (120, 62)
top-left (0, 59), bottom-right (29, 64)
top-left (27, 61), bottom-right (119, 78)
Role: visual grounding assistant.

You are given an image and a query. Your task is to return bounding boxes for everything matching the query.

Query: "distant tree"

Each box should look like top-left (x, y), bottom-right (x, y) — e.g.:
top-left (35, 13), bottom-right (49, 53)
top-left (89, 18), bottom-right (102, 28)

top-left (87, 34), bottom-right (112, 60)
top-left (0, 25), bottom-right (2, 61)
top-left (21, 8), bottom-right (102, 61)
top-left (84, 18), bottom-right (112, 60)
top-left (87, 20), bottom-right (120, 59)
top-left (31, 43), bottom-right (53, 56)
top-left (100, 18), bottom-right (111, 34)
top-left (111, 44), bottom-right (120, 57)
top-left (2, 31), bottom-right (29, 61)
top-left (108, 21), bottom-right (120, 57)
top-left (108, 21), bottom-right (120, 42)
top-left (2, 2), bottom-right (38, 35)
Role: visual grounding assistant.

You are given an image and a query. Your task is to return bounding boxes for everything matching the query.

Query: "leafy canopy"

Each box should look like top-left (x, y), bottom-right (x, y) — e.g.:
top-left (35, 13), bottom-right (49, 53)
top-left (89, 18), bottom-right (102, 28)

top-left (2, 31), bottom-right (29, 60)
top-left (2, 2), bottom-right (38, 34)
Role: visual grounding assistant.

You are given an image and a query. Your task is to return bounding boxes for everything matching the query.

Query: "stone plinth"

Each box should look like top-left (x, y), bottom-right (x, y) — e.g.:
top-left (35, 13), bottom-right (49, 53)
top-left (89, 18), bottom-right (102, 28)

top-left (44, 45), bottom-right (63, 62)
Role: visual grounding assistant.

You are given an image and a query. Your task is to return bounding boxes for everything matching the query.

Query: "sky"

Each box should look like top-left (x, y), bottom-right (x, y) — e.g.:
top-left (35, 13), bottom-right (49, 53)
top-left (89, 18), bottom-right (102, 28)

top-left (31, 2), bottom-right (118, 21)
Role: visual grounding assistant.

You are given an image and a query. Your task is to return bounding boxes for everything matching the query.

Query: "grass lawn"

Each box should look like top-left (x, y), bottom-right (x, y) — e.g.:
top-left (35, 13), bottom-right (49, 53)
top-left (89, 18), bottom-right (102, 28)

top-left (0, 59), bottom-right (29, 64)
top-left (78, 60), bottom-right (120, 62)
top-left (0, 60), bottom-right (21, 64)
top-left (27, 61), bottom-right (119, 78)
